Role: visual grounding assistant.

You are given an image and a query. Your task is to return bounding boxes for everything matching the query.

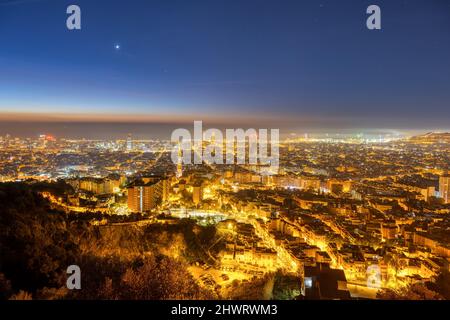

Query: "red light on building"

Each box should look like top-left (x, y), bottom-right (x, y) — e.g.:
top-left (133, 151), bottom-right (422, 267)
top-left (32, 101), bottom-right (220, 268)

top-left (45, 135), bottom-right (56, 142)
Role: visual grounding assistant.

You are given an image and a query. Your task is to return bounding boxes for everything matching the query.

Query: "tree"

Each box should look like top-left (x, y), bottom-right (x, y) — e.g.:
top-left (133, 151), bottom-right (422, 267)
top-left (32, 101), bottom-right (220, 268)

top-left (377, 283), bottom-right (443, 300)
top-left (0, 273), bottom-right (12, 300)
top-left (9, 290), bottom-right (32, 300)
top-left (430, 270), bottom-right (450, 299)
top-left (118, 255), bottom-right (216, 300)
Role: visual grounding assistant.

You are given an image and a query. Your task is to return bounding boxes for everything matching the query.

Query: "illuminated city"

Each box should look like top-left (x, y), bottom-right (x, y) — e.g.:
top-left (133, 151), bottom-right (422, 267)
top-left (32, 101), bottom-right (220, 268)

top-left (0, 0), bottom-right (449, 304)
top-left (0, 131), bottom-right (449, 300)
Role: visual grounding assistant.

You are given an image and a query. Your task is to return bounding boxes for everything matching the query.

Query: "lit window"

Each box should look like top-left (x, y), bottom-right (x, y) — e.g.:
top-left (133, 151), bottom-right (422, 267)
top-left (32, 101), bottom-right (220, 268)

top-left (305, 277), bottom-right (313, 288)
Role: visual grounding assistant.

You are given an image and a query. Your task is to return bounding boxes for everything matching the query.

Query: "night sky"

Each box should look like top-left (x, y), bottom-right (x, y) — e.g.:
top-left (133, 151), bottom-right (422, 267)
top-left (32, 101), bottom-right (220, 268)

top-left (1, 0), bottom-right (450, 137)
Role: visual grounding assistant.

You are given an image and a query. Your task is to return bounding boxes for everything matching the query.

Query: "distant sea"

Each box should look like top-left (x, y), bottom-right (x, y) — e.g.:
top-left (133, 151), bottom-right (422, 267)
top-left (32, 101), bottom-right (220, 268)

top-left (0, 121), bottom-right (433, 140)
top-left (0, 121), bottom-right (182, 140)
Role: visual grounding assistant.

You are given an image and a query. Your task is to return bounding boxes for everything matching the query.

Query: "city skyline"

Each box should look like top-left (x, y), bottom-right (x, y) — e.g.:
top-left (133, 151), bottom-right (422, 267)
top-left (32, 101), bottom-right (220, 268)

top-left (1, 130), bottom-right (449, 301)
top-left (0, 119), bottom-right (440, 140)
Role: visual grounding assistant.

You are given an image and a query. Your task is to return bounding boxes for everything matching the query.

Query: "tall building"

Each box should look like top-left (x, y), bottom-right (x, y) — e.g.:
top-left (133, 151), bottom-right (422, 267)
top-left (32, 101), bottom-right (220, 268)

top-left (142, 175), bottom-right (170, 203)
top-left (439, 174), bottom-right (450, 204)
top-left (127, 176), bottom-right (170, 212)
top-left (39, 134), bottom-right (47, 148)
top-left (192, 182), bottom-right (203, 205)
top-left (126, 134), bottom-right (133, 152)
top-left (176, 142), bottom-right (183, 178)
top-left (127, 182), bottom-right (161, 213)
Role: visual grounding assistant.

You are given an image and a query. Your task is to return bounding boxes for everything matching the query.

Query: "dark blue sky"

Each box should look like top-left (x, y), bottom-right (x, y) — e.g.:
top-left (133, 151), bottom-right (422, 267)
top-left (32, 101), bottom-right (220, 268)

top-left (0, 0), bottom-right (450, 132)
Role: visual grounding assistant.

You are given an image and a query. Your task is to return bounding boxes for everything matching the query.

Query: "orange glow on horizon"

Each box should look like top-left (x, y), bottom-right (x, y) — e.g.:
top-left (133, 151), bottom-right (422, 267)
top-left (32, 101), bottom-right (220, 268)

top-left (0, 111), bottom-right (295, 125)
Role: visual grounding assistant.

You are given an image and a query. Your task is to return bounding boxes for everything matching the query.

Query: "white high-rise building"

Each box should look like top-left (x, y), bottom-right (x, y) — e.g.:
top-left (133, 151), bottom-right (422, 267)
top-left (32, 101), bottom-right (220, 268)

top-left (126, 134), bottom-right (133, 151)
top-left (439, 174), bottom-right (450, 204)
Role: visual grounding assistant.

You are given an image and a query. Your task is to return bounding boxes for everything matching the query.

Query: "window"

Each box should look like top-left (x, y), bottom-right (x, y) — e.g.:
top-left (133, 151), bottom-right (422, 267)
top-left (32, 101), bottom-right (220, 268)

top-left (305, 277), bottom-right (313, 288)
